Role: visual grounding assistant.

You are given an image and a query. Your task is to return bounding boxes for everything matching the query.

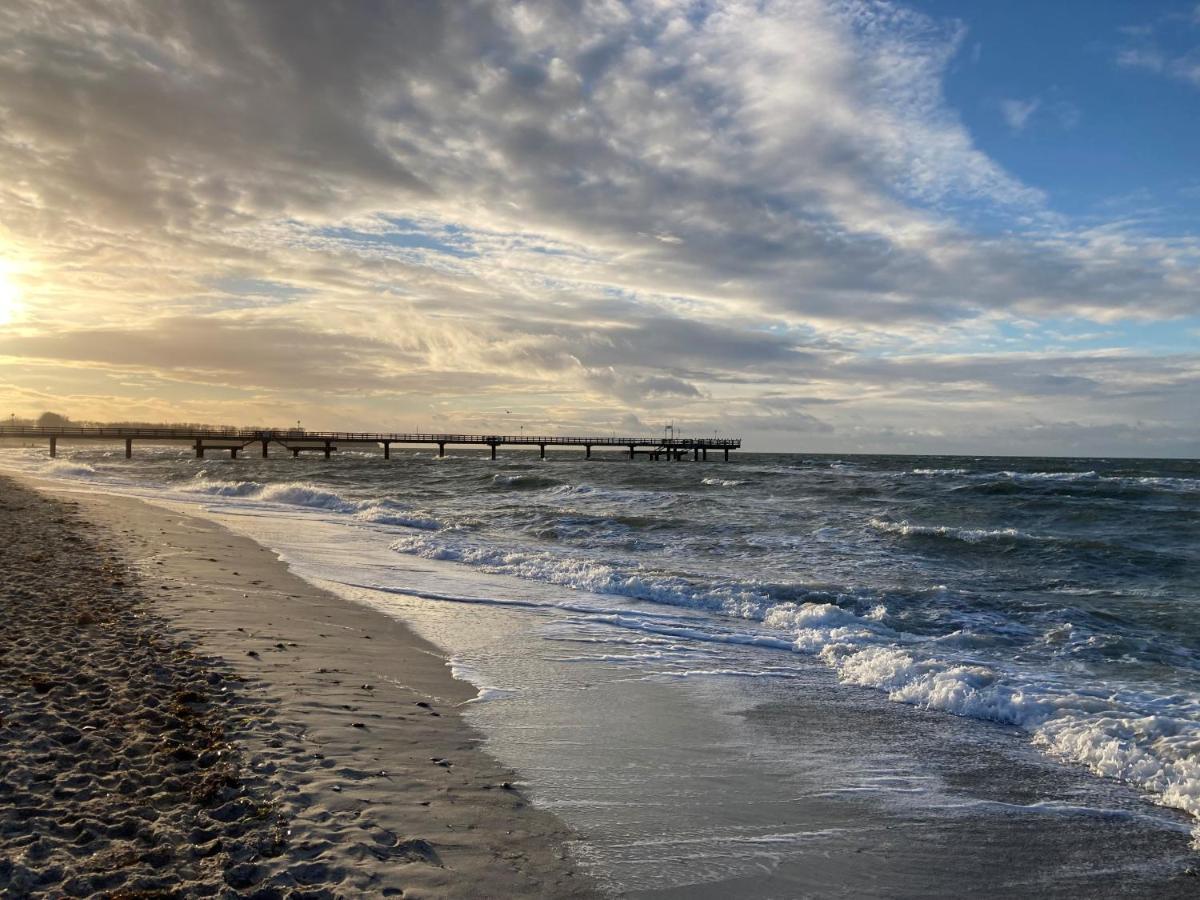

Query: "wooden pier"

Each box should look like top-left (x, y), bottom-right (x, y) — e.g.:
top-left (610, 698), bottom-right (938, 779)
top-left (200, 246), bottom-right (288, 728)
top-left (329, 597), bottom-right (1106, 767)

top-left (0, 426), bottom-right (741, 462)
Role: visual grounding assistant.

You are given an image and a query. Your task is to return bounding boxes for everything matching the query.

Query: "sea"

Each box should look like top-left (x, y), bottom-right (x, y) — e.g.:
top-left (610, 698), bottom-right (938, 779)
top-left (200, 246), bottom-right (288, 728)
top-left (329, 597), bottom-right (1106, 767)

top-left (5, 445), bottom-right (1199, 896)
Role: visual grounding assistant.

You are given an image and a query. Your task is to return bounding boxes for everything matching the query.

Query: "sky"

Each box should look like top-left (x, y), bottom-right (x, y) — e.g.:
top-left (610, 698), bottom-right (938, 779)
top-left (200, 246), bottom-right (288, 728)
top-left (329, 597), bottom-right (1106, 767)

top-left (0, 0), bottom-right (1197, 456)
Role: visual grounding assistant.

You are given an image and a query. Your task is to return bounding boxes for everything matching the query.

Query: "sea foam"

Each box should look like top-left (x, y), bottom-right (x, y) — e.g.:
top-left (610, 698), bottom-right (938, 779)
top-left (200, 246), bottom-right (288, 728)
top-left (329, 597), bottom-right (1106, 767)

top-left (388, 528), bottom-right (1200, 841)
top-left (868, 517), bottom-right (1043, 544)
top-left (44, 460), bottom-right (99, 478)
top-left (184, 477), bottom-right (441, 529)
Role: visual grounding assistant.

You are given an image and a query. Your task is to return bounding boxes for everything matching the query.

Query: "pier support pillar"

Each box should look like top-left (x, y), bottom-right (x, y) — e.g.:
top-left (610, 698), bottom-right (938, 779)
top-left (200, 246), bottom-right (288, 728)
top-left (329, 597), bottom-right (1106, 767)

top-left (539, 444), bottom-right (545, 460)
top-left (585, 445), bottom-right (591, 459)
top-left (195, 440), bottom-right (204, 459)
top-left (702, 448), bottom-right (708, 461)
top-left (383, 442), bottom-right (390, 460)
top-left (261, 440), bottom-right (269, 459)
top-left (724, 448), bottom-right (729, 462)
top-left (438, 442), bottom-right (445, 458)
top-left (292, 448), bottom-right (300, 458)
top-left (323, 442), bottom-right (332, 460)
top-left (629, 445), bottom-right (635, 460)
top-left (49, 436), bottom-right (57, 458)
top-left (230, 448), bottom-right (239, 460)
top-left (490, 443), bottom-right (498, 460)
top-left (125, 438), bottom-right (132, 459)
top-left (693, 447), bottom-right (699, 461)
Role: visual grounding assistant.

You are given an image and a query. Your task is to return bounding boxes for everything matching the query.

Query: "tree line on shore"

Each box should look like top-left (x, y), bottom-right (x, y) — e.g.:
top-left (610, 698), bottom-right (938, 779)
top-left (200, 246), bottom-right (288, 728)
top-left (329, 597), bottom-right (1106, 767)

top-left (7, 412), bottom-right (270, 430)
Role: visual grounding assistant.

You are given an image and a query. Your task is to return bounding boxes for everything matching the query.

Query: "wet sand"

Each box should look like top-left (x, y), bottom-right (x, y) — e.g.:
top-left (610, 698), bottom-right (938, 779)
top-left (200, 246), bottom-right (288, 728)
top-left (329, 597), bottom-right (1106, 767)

top-left (0, 475), bottom-right (596, 898)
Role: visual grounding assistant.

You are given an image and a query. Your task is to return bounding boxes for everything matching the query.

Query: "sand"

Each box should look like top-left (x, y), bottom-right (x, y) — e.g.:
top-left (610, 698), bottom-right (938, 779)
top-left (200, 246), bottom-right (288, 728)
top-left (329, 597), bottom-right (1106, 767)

top-left (0, 475), bottom-right (597, 899)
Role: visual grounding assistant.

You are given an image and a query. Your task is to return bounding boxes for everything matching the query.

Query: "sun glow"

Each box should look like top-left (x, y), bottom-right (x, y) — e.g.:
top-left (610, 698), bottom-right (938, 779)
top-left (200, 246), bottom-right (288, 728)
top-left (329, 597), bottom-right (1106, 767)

top-left (0, 268), bottom-right (22, 326)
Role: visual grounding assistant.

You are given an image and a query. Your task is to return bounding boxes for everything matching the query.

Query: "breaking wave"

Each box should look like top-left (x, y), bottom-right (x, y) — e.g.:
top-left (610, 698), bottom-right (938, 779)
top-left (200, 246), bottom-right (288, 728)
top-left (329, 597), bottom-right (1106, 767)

top-left (184, 477), bottom-right (441, 529)
top-left (388, 528), bottom-right (1200, 840)
top-left (43, 460), bottom-right (99, 478)
top-left (492, 472), bottom-right (561, 489)
top-left (868, 517), bottom-right (1045, 544)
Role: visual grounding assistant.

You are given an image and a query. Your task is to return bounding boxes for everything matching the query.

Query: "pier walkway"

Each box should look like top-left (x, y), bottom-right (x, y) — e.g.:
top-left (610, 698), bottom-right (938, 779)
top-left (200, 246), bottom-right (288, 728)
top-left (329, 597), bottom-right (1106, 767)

top-left (0, 426), bottom-right (741, 461)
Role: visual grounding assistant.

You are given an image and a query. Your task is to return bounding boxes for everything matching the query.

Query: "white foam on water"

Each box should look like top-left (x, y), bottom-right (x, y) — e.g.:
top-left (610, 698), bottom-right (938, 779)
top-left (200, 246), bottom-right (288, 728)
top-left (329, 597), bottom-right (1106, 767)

top-left (967, 470), bottom-right (1199, 492)
top-left (184, 476), bottom-right (443, 530)
top-left (649, 667), bottom-right (807, 680)
top-left (997, 470), bottom-right (1100, 482)
top-left (43, 460), bottom-right (99, 478)
top-left (868, 517), bottom-right (1046, 544)
top-left (352, 499), bottom-right (441, 530)
top-left (249, 482), bottom-right (360, 511)
top-left (815, 640), bottom-right (1200, 843)
top-left (386, 527), bottom-right (1200, 842)
top-left (388, 532), bottom-right (827, 620)
top-left (185, 476), bottom-right (265, 497)
top-left (449, 658), bottom-right (517, 704)
top-left (492, 472), bottom-right (559, 486)
top-left (353, 509), bottom-right (441, 530)
top-left (702, 477), bottom-right (747, 487)
top-left (545, 483), bottom-right (670, 505)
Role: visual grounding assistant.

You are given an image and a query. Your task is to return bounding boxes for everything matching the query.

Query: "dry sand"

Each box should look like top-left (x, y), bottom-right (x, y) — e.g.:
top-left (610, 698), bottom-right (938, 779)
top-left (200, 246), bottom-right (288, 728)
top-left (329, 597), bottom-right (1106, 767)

top-left (0, 475), bottom-right (598, 899)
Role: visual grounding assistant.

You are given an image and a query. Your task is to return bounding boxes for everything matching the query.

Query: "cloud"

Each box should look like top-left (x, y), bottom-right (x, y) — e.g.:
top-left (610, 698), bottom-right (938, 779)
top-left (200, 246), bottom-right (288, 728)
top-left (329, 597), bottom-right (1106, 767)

top-left (1000, 94), bottom-right (1080, 134)
top-left (1001, 97), bottom-right (1041, 131)
top-left (1115, 12), bottom-right (1200, 88)
top-left (0, 1), bottom-right (1195, 453)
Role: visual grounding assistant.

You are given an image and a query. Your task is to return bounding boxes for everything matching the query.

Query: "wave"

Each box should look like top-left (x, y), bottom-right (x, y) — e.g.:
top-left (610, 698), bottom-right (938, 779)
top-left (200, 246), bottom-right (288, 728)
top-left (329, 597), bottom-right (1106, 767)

top-left (186, 477), bottom-right (355, 510)
top-left (998, 470), bottom-right (1100, 482)
top-left (389, 533), bottom-right (764, 612)
top-left (545, 483), bottom-right (671, 505)
top-left (702, 477), bottom-right (747, 487)
top-left (184, 477), bottom-right (442, 529)
top-left (185, 477), bottom-right (265, 498)
top-left (1129, 475), bottom-right (1200, 492)
top-left (965, 470), bottom-right (1199, 493)
top-left (44, 460), bottom-right (99, 477)
top-left (824, 639), bottom-right (1200, 840)
top-left (903, 466), bottom-right (1199, 494)
top-left (353, 507), bottom-right (441, 530)
top-left (387, 529), bottom-right (1200, 840)
top-left (868, 517), bottom-right (1045, 545)
top-left (491, 472), bottom-right (561, 489)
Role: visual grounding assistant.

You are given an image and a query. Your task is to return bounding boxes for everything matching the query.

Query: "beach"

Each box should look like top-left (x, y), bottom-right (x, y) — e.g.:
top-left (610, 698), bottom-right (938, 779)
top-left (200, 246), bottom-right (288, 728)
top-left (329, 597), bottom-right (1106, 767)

top-left (0, 473), bottom-right (596, 898)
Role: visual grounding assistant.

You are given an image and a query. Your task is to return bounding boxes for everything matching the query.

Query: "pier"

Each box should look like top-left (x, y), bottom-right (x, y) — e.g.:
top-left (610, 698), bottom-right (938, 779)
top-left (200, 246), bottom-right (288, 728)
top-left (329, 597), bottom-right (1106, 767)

top-left (0, 426), bottom-right (741, 461)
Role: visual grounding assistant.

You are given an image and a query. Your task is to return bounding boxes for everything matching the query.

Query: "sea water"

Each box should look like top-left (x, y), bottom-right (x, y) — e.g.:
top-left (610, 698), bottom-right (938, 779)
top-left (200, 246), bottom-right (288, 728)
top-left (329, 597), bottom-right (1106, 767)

top-left (6, 447), bottom-right (1199, 895)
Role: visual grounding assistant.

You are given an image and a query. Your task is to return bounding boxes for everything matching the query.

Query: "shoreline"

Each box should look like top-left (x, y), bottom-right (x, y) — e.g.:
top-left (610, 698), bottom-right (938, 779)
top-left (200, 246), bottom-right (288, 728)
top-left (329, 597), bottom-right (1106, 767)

top-left (6, 465), bottom-right (1199, 897)
top-left (3, 473), bottom-right (597, 898)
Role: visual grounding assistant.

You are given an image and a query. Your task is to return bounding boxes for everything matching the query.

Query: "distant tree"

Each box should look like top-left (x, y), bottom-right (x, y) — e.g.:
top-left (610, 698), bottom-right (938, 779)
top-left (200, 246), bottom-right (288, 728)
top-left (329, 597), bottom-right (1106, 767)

top-left (36, 411), bottom-right (71, 428)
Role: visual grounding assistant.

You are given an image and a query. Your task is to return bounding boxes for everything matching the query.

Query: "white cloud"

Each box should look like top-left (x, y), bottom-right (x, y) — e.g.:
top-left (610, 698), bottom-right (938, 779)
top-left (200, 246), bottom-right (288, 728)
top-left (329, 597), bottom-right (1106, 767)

top-left (1115, 12), bottom-right (1200, 88)
top-left (0, 0), bottom-right (1194, 453)
top-left (1001, 97), bottom-right (1041, 132)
